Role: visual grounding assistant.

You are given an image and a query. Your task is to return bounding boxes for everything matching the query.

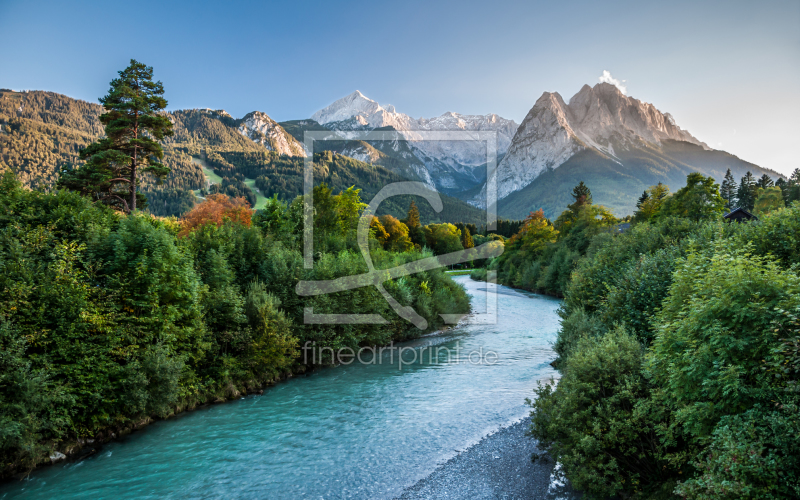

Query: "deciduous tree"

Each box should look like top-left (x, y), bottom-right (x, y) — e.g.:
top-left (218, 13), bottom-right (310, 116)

top-left (180, 193), bottom-right (253, 236)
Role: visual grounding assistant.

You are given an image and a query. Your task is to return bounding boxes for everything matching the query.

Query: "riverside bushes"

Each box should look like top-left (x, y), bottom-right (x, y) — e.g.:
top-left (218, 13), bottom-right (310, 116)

top-left (474, 174), bottom-right (800, 497)
top-left (0, 172), bottom-right (469, 476)
top-left (525, 202), bottom-right (800, 499)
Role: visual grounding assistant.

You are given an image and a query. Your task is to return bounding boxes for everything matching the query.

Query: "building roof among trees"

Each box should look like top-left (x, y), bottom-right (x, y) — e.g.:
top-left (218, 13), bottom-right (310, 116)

top-left (723, 207), bottom-right (758, 222)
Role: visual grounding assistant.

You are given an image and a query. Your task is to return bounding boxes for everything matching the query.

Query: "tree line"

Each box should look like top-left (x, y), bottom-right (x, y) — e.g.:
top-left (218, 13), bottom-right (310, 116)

top-left (0, 61), bottom-right (471, 479)
top-left (473, 172), bottom-right (800, 498)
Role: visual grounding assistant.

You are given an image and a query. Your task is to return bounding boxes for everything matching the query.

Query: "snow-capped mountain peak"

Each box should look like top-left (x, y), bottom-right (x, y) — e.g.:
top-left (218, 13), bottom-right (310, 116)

top-left (311, 90), bottom-right (410, 129)
top-left (310, 91), bottom-right (519, 191)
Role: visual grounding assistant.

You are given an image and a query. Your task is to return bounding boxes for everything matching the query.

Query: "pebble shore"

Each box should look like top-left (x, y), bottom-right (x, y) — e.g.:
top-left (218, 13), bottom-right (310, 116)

top-left (397, 417), bottom-right (581, 500)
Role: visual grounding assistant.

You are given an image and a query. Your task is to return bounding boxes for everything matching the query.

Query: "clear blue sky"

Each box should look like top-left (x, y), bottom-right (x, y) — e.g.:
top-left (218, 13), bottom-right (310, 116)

top-left (1, 0), bottom-right (798, 175)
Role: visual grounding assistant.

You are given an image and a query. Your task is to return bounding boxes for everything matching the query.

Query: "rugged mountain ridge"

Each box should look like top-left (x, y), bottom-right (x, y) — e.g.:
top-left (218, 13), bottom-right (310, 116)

top-left (480, 82), bottom-right (708, 204)
top-left (472, 83), bottom-right (780, 217)
top-left (3, 86), bottom-right (783, 220)
top-left (0, 89), bottom-right (486, 222)
top-left (237, 111), bottom-right (304, 156)
top-left (310, 91), bottom-right (518, 192)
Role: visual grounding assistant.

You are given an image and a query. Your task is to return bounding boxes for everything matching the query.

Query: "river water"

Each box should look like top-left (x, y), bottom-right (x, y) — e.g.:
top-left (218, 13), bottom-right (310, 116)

top-left (0, 277), bottom-right (563, 499)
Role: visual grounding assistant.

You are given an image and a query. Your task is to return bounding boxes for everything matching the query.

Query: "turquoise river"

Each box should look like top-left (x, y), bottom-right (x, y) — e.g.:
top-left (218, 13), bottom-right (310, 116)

top-left (0, 276), bottom-right (565, 499)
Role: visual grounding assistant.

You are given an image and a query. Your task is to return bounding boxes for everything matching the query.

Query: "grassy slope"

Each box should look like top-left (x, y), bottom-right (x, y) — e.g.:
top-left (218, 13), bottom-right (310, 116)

top-left (191, 156), bottom-right (223, 184)
top-left (242, 177), bottom-right (269, 209)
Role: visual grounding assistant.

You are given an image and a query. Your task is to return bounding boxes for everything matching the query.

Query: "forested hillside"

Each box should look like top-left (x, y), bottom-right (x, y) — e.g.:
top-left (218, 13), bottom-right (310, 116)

top-left (203, 149), bottom-right (485, 224)
top-left (0, 89), bottom-right (485, 223)
top-left (0, 90), bottom-right (217, 207)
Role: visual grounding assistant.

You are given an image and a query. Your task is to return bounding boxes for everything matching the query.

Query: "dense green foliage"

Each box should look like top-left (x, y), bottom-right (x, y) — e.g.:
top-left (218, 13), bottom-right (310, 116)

top-left (522, 204), bottom-right (799, 497)
top-left (0, 169), bottom-right (469, 477)
top-left (528, 210), bottom-right (800, 498)
top-left (475, 182), bottom-right (618, 297)
top-left (473, 171), bottom-right (800, 498)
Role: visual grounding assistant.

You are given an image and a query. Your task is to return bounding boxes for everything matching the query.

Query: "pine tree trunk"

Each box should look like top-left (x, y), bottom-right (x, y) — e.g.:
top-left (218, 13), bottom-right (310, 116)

top-left (131, 112), bottom-right (138, 212)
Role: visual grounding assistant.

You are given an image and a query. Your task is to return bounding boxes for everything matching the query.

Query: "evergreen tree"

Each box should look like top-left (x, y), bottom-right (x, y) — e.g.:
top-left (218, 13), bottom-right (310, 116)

top-left (776, 178), bottom-right (789, 203)
top-left (757, 173), bottom-right (774, 189)
top-left (788, 168), bottom-right (800, 204)
top-left (58, 60), bottom-right (173, 212)
top-left (736, 171), bottom-right (757, 211)
top-left (636, 190), bottom-right (650, 209)
top-left (404, 200), bottom-right (427, 247)
top-left (557, 181), bottom-right (597, 230)
top-left (570, 181), bottom-right (593, 209)
top-left (720, 168), bottom-right (738, 210)
top-left (405, 199), bottom-right (421, 228)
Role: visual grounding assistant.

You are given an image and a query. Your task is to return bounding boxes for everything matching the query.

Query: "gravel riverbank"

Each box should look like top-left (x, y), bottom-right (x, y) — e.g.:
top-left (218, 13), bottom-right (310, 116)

top-left (397, 417), bottom-right (581, 500)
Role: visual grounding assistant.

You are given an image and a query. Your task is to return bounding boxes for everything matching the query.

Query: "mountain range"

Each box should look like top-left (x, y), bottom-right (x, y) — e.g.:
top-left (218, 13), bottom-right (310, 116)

top-left (300, 85), bottom-right (780, 218)
top-left (308, 90), bottom-right (518, 192)
top-left (0, 84), bottom-right (783, 221)
top-left (0, 89), bottom-right (484, 223)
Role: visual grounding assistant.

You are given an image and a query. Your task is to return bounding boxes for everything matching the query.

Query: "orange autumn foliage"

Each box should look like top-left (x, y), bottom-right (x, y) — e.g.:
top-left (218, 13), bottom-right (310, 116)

top-left (179, 193), bottom-right (253, 237)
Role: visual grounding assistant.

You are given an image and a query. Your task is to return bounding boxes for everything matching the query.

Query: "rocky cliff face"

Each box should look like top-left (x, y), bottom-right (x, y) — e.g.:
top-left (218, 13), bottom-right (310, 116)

top-left (567, 83), bottom-right (707, 149)
top-left (477, 83), bottom-right (708, 206)
top-left (237, 111), bottom-right (304, 156)
top-left (311, 91), bottom-right (518, 191)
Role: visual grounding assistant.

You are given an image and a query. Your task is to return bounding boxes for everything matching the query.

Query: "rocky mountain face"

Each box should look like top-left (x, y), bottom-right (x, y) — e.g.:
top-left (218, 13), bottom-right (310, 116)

top-left (476, 82), bottom-right (709, 206)
top-left (483, 83), bottom-right (780, 218)
top-left (311, 91), bottom-right (518, 192)
top-left (237, 111), bottom-right (304, 156)
top-left (312, 90), bottom-right (415, 131)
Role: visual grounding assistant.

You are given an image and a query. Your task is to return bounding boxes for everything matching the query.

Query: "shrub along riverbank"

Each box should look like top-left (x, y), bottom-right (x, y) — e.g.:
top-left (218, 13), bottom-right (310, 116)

top-left (0, 172), bottom-right (469, 479)
top-left (473, 175), bottom-right (800, 498)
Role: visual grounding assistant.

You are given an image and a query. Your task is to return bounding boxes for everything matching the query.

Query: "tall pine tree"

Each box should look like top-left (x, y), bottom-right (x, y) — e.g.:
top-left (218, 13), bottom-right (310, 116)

top-left (58, 60), bottom-right (173, 212)
top-left (775, 177), bottom-right (789, 204)
top-left (736, 171), bottom-right (757, 211)
top-left (461, 226), bottom-right (474, 249)
top-left (404, 199), bottom-right (425, 247)
top-left (720, 168), bottom-right (738, 210)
